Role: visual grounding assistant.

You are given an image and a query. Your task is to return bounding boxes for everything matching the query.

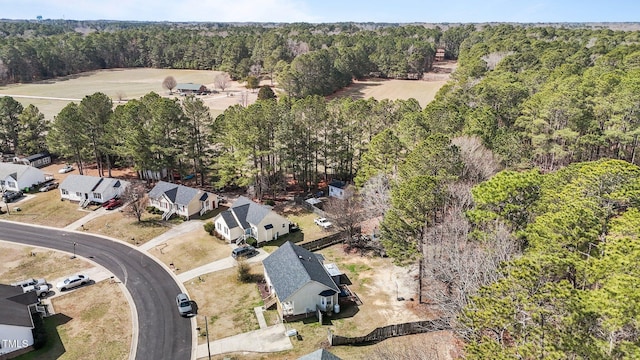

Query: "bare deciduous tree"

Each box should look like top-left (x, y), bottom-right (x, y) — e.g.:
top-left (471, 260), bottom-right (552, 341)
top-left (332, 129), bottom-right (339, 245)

top-left (214, 73), bottom-right (231, 92)
top-left (115, 90), bottom-right (126, 103)
top-left (162, 76), bottom-right (177, 94)
top-left (360, 173), bottom-right (392, 218)
top-left (324, 185), bottom-right (365, 247)
top-left (121, 181), bottom-right (148, 222)
top-left (452, 136), bottom-right (502, 182)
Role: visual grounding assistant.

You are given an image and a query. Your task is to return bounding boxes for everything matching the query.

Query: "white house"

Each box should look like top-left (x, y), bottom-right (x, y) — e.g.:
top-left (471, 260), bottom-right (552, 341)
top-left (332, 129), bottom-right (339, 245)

top-left (0, 163), bottom-right (46, 192)
top-left (214, 196), bottom-right (290, 243)
top-left (328, 180), bottom-right (347, 199)
top-left (59, 175), bottom-right (129, 207)
top-left (147, 181), bottom-right (218, 220)
top-left (0, 284), bottom-right (39, 358)
top-left (262, 241), bottom-right (340, 319)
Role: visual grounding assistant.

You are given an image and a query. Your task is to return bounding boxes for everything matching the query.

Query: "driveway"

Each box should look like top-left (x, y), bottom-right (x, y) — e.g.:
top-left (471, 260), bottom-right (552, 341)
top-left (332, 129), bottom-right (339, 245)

top-left (0, 220), bottom-right (193, 360)
top-left (195, 323), bottom-right (292, 358)
top-left (177, 249), bottom-right (268, 282)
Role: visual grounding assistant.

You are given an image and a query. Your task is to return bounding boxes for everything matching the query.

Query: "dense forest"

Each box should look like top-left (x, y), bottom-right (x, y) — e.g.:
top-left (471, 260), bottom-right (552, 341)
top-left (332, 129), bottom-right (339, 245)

top-left (0, 20), bottom-right (474, 96)
top-left (2, 21), bottom-right (640, 357)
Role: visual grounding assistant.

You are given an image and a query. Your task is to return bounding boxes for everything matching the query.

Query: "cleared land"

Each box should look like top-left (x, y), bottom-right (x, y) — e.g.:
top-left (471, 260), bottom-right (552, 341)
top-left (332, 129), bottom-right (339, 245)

top-left (0, 63), bottom-right (455, 121)
top-left (148, 227), bottom-right (231, 272)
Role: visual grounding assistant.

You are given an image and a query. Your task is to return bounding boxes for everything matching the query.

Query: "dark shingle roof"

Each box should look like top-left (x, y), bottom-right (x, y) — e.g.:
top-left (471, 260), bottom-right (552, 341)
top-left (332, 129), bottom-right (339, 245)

top-left (328, 180), bottom-right (346, 189)
top-left (232, 196), bottom-right (271, 225)
top-left (220, 210), bottom-right (239, 229)
top-left (148, 181), bottom-right (200, 206)
top-left (263, 242), bottom-right (339, 302)
top-left (0, 284), bottom-right (38, 328)
top-left (298, 349), bottom-right (342, 360)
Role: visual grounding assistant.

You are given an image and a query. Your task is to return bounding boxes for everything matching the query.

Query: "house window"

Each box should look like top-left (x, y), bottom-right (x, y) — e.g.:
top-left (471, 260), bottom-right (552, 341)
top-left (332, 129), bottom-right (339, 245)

top-left (282, 224), bottom-right (285, 228)
top-left (0, 180), bottom-right (4, 186)
top-left (62, 189), bottom-right (69, 195)
top-left (224, 226), bottom-right (228, 235)
top-left (8, 181), bottom-right (16, 188)
top-left (76, 192), bottom-right (82, 197)
top-left (93, 193), bottom-right (102, 200)
top-left (216, 222), bottom-right (221, 231)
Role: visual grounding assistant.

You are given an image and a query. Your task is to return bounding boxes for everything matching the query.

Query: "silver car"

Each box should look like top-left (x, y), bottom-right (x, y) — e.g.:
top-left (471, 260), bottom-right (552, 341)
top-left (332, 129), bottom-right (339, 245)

top-left (176, 293), bottom-right (193, 316)
top-left (56, 274), bottom-right (90, 291)
top-left (12, 278), bottom-right (47, 289)
top-left (23, 284), bottom-right (51, 297)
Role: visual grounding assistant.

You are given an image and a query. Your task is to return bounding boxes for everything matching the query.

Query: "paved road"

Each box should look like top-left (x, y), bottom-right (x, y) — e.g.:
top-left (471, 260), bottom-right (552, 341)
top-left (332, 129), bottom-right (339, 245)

top-left (0, 220), bottom-right (192, 360)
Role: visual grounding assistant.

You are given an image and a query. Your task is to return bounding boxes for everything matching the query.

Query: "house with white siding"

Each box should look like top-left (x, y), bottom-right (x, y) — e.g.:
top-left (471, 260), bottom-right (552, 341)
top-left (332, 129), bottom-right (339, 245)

top-left (59, 175), bottom-right (129, 207)
top-left (147, 181), bottom-right (218, 220)
top-left (0, 284), bottom-right (39, 358)
top-left (262, 241), bottom-right (340, 319)
top-left (0, 163), bottom-right (46, 192)
top-left (214, 196), bottom-right (290, 244)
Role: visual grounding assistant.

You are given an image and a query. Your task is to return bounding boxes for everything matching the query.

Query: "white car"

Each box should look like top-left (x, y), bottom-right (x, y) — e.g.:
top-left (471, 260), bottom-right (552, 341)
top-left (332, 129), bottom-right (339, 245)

top-left (56, 274), bottom-right (90, 291)
top-left (314, 217), bottom-right (333, 229)
top-left (58, 164), bottom-right (74, 174)
top-left (12, 278), bottom-right (47, 289)
top-left (23, 284), bottom-right (51, 298)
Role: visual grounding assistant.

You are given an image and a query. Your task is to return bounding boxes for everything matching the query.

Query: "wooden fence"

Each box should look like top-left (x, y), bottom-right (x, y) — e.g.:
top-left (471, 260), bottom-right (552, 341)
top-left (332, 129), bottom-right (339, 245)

top-left (329, 318), bottom-right (451, 346)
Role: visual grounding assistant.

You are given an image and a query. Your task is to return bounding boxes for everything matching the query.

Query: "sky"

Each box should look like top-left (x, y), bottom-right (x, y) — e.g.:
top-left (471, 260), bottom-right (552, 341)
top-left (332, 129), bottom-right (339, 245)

top-left (1, 0), bottom-right (640, 23)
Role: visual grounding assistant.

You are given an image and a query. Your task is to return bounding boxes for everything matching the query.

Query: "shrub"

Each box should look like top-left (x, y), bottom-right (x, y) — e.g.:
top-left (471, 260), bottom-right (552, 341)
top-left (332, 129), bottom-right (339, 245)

top-left (246, 237), bottom-right (257, 247)
top-left (264, 199), bottom-right (275, 206)
top-left (236, 259), bottom-right (251, 283)
top-left (203, 221), bottom-right (215, 235)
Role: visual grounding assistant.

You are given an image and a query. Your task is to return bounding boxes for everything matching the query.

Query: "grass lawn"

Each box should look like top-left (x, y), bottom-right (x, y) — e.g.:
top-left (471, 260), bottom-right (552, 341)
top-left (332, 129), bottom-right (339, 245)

top-left (148, 228), bottom-right (231, 272)
top-left (0, 242), bottom-right (94, 282)
top-left (329, 78), bottom-right (448, 109)
top-left (184, 264), bottom-right (264, 344)
top-left (0, 190), bottom-right (88, 228)
top-left (81, 211), bottom-right (171, 244)
top-left (0, 243), bottom-right (131, 360)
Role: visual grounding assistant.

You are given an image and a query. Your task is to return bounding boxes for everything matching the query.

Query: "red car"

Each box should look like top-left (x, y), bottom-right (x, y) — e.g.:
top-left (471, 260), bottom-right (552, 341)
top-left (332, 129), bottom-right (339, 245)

top-left (103, 198), bottom-right (123, 210)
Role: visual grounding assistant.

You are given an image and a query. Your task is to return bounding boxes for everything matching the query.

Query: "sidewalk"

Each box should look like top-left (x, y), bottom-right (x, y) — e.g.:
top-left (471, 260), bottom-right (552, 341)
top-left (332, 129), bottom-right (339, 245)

top-left (176, 249), bottom-right (268, 282)
top-left (195, 323), bottom-right (292, 358)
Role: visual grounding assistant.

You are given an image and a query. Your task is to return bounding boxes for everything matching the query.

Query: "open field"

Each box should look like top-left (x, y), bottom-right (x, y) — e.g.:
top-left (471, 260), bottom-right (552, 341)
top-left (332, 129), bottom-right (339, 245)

top-left (0, 189), bottom-right (87, 228)
top-left (81, 211), bottom-right (171, 245)
top-left (148, 228), bottom-right (231, 272)
top-left (0, 68), bottom-right (252, 121)
top-left (0, 243), bottom-right (131, 360)
top-left (0, 63), bottom-right (455, 121)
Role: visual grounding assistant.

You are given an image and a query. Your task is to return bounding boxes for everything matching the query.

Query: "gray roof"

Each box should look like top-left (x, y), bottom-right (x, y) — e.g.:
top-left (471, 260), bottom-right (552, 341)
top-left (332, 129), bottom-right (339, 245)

top-left (298, 349), bottom-right (342, 360)
top-left (0, 284), bottom-right (38, 328)
top-left (148, 181), bottom-right (200, 206)
top-left (0, 163), bottom-right (39, 181)
top-left (263, 242), bottom-right (339, 302)
top-left (329, 180), bottom-right (347, 189)
top-left (176, 83), bottom-right (203, 91)
top-left (24, 152), bottom-right (50, 161)
top-left (60, 175), bottom-right (127, 194)
top-left (220, 210), bottom-right (239, 229)
top-left (233, 196), bottom-right (271, 225)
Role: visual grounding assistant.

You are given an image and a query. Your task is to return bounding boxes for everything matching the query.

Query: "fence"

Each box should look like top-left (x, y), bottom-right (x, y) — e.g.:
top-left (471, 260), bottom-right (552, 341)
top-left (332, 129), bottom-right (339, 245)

top-left (329, 318), bottom-right (451, 346)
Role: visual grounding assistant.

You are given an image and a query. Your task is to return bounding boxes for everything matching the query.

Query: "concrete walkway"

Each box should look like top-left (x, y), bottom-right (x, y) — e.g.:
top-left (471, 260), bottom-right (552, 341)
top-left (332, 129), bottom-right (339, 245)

top-left (64, 206), bottom-right (109, 230)
top-left (177, 249), bottom-right (269, 282)
top-left (138, 220), bottom-right (205, 251)
top-left (254, 306), bottom-right (268, 329)
top-left (195, 323), bottom-right (292, 359)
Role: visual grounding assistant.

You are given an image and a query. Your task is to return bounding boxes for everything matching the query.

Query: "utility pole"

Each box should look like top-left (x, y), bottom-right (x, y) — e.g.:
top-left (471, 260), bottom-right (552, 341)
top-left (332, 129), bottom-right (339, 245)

top-left (71, 242), bottom-right (77, 259)
top-left (204, 316), bottom-right (211, 360)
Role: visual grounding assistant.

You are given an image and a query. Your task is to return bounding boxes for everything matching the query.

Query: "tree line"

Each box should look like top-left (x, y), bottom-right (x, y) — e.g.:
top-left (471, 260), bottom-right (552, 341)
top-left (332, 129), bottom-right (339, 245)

top-left (0, 20), bottom-right (474, 97)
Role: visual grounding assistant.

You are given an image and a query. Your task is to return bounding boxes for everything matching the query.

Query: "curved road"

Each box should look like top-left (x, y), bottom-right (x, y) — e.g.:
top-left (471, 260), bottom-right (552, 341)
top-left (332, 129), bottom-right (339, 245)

top-left (0, 221), bottom-right (192, 360)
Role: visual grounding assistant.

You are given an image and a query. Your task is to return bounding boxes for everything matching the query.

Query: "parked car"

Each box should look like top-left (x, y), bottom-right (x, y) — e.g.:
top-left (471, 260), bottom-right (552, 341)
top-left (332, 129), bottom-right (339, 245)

top-left (39, 182), bottom-right (59, 192)
top-left (231, 245), bottom-right (258, 259)
top-left (176, 293), bottom-right (193, 316)
top-left (23, 283), bottom-right (51, 298)
top-left (56, 274), bottom-right (90, 291)
top-left (12, 278), bottom-right (47, 289)
top-left (103, 198), bottom-right (123, 210)
top-left (2, 190), bottom-right (23, 203)
top-left (314, 217), bottom-right (332, 229)
top-left (58, 164), bottom-right (74, 174)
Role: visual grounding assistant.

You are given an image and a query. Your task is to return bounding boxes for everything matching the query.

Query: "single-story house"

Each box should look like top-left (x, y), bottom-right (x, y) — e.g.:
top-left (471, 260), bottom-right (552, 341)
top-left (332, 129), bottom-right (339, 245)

top-left (0, 163), bottom-right (46, 192)
top-left (214, 196), bottom-right (290, 243)
top-left (298, 349), bottom-right (342, 360)
top-left (13, 152), bottom-right (52, 168)
top-left (59, 175), bottom-right (129, 207)
top-left (147, 181), bottom-right (218, 220)
top-left (262, 241), bottom-right (340, 319)
top-left (176, 83), bottom-right (207, 94)
top-left (0, 284), bottom-right (39, 358)
top-left (328, 180), bottom-right (347, 199)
